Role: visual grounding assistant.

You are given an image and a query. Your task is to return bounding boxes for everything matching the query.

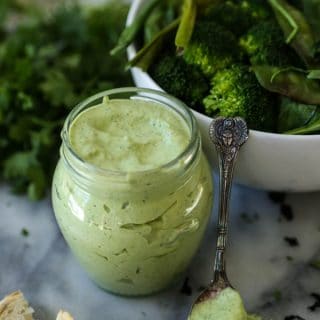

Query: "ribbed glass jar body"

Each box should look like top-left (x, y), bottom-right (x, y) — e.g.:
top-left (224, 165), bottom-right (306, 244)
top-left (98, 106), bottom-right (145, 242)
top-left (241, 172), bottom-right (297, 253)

top-left (52, 88), bottom-right (213, 296)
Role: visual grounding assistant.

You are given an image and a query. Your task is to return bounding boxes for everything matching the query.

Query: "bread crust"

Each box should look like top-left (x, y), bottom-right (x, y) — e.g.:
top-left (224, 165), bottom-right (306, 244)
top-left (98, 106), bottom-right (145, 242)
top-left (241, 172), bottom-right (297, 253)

top-left (56, 311), bottom-right (74, 320)
top-left (0, 291), bottom-right (34, 320)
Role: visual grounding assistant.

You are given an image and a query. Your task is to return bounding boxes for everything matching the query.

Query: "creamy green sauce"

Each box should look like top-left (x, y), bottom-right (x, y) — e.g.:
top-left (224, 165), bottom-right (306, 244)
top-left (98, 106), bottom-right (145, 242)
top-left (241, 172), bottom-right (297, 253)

top-left (69, 98), bottom-right (190, 171)
top-left (188, 288), bottom-right (262, 320)
top-left (52, 97), bottom-right (213, 295)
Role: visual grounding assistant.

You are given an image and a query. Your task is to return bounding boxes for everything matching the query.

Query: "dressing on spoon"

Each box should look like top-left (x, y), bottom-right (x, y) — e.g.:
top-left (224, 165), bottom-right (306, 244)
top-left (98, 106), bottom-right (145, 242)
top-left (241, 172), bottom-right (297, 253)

top-left (188, 118), bottom-right (261, 320)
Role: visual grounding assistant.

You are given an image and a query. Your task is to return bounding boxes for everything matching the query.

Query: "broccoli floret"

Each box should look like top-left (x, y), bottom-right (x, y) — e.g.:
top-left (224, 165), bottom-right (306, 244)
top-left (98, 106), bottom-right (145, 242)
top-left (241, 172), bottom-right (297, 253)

top-left (150, 54), bottom-right (210, 111)
top-left (203, 0), bottom-right (272, 36)
top-left (183, 21), bottom-right (239, 77)
top-left (203, 64), bottom-right (277, 131)
top-left (240, 20), bottom-right (304, 67)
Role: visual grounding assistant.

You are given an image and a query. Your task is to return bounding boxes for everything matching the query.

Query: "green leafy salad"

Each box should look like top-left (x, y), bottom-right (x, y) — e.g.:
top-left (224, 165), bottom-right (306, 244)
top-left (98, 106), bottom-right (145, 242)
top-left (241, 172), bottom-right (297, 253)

top-left (0, 0), bottom-right (132, 200)
top-left (113, 0), bottom-right (320, 134)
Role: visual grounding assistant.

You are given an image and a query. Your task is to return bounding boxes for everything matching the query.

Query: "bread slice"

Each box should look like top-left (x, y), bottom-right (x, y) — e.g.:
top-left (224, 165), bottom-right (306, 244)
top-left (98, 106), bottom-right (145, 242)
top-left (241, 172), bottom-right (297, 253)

top-left (0, 291), bottom-right (34, 320)
top-left (0, 291), bottom-right (74, 320)
top-left (56, 311), bottom-right (74, 320)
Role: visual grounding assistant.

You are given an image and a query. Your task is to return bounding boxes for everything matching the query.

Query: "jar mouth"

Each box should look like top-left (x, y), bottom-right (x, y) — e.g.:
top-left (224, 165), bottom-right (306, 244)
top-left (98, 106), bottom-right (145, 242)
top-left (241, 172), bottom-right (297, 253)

top-left (61, 87), bottom-right (200, 178)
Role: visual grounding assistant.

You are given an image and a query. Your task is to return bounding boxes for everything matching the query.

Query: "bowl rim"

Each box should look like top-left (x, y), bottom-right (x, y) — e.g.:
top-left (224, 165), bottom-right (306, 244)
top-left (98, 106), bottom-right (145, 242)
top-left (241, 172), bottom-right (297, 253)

top-left (126, 0), bottom-right (320, 141)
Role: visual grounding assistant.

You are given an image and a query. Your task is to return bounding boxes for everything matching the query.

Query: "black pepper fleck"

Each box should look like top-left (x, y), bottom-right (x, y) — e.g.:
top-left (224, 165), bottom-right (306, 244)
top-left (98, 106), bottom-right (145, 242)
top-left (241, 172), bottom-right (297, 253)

top-left (284, 316), bottom-right (306, 320)
top-left (121, 201), bottom-right (129, 209)
top-left (103, 204), bottom-right (110, 213)
top-left (284, 237), bottom-right (299, 247)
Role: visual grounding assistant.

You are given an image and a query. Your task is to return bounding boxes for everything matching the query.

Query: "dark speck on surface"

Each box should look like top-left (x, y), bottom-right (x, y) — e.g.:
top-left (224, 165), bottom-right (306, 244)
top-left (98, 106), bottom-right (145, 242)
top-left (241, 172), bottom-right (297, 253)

top-left (122, 201), bottom-right (129, 209)
top-left (308, 293), bottom-right (320, 311)
top-left (180, 277), bottom-right (192, 296)
top-left (284, 316), bottom-right (306, 320)
top-left (21, 228), bottom-right (29, 237)
top-left (281, 204), bottom-right (294, 221)
top-left (269, 192), bottom-right (286, 204)
top-left (286, 255), bottom-right (294, 261)
top-left (284, 237), bottom-right (299, 247)
top-left (240, 212), bottom-right (260, 224)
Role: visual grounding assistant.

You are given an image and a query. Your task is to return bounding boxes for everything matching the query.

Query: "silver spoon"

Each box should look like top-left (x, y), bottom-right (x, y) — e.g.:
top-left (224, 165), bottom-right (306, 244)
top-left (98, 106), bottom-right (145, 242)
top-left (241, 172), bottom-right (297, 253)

top-left (188, 117), bottom-right (249, 317)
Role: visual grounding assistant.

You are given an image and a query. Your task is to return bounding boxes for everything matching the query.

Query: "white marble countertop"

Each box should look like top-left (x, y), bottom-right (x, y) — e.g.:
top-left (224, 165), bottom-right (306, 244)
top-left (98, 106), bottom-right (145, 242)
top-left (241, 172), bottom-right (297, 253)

top-left (1, 181), bottom-right (320, 320)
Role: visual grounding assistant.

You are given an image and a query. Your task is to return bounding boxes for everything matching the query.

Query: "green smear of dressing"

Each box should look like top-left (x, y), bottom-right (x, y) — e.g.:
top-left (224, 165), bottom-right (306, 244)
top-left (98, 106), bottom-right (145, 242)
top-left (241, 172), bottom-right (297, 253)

top-left (188, 288), bottom-right (262, 320)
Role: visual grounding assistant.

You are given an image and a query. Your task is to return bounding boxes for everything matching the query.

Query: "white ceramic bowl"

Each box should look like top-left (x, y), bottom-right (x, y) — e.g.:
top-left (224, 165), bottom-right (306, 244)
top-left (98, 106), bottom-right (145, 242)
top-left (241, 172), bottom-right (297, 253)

top-left (127, 0), bottom-right (320, 192)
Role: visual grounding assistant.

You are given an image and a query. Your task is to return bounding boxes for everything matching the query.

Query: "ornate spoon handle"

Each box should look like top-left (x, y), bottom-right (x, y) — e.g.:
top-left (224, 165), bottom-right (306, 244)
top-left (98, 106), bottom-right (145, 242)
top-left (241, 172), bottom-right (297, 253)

top-left (209, 117), bottom-right (249, 288)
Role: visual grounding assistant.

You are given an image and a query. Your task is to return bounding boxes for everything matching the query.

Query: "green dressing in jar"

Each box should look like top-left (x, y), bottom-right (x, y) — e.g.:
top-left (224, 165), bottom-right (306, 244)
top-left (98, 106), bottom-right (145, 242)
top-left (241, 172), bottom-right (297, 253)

top-left (52, 88), bottom-right (213, 295)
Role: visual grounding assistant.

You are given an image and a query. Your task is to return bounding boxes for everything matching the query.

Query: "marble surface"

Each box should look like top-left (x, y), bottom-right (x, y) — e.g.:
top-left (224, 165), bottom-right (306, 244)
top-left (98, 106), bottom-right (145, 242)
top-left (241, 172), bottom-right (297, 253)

top-left (1, 181), bottom-right (320, 320)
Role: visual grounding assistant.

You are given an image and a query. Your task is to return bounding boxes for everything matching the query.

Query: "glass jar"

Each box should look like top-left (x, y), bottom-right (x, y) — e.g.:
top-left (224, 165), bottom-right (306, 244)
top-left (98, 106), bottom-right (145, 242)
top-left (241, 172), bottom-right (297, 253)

top-left (52, 88), bottom-right (213, 296)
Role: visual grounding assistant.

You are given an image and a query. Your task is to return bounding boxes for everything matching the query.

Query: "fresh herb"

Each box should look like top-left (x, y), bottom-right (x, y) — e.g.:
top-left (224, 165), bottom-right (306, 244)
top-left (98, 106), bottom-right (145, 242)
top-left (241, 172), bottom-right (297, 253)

top-left (272, 289), bottom-right (283, 302)
top-left (308, 293), bottom-right (320, 311)
top-left (180, 277), bottom-right (193, 296)
top-left (21, 228), bottom-right (29, 237)
top-left (0, 1), bottom-right (133, 199)
top-left (310, 260), bottom-right (320, 270)
top-left (284, 236), bottom-right (299, 247)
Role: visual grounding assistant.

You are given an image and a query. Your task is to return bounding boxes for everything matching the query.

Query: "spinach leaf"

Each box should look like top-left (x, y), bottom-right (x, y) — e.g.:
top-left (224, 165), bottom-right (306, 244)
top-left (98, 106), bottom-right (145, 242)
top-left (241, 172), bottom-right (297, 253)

top-left (268, 0), bottom-right (318, 67)
top-left (303, 0), bottom-right (320, 41)
top-left (285, 104), bottom-right (320, 134)
top-left (253, 65), bottom-right (320, 105)
top-left (278, 97), bottom-right (318, 132)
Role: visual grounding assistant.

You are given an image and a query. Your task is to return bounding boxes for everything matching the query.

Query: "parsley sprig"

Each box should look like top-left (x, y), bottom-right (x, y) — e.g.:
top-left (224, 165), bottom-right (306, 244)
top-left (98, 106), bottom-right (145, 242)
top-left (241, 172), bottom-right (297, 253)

top-left (0, 1), bottom-right (133, 199)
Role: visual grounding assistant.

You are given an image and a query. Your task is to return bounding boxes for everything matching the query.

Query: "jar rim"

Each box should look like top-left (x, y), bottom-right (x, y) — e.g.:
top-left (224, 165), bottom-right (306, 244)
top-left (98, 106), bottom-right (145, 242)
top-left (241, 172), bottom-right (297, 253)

top-left (61, 87), bottom-right (200, 179)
